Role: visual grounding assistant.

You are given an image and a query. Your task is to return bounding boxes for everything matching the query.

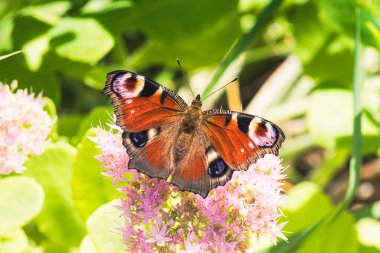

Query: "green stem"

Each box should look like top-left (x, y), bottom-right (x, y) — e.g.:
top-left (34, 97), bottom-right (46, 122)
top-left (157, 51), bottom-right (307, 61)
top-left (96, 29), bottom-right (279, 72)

top-left (0, 50), bottom-right (22, 61)
top-left (310, 3), bottom-right (363, 230)
top-left (343, 6), bottom-right (362, 208)
top-left (201, 0), bottom-right (282, 98)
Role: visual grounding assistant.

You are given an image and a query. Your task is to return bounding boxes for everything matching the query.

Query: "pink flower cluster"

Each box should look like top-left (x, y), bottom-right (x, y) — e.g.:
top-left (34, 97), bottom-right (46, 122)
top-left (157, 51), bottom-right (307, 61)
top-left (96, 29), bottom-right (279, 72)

top-left (93, 126), bottom-right (287, 252)
top-left (0, 82), bottom-right (55, 174)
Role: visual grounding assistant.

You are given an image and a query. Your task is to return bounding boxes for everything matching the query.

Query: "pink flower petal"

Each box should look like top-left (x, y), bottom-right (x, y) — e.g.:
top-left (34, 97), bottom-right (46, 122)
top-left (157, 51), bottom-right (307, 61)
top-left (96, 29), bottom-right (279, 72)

top-left (0, 82), bottom-right (55, 174)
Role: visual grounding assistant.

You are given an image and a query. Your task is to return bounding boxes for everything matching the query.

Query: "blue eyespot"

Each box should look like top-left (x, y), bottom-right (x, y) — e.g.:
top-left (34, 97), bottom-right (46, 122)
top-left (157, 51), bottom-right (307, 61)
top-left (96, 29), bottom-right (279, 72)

top-left (208, 158), bottom-right (228, 177)
top-left (130, 131), bottom-right (148, 147)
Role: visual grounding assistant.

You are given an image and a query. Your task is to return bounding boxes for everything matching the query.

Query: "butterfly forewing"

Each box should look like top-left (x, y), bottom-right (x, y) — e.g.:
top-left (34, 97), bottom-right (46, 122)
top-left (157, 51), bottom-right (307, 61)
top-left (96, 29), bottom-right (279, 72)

top-left (202, 110), bottom-right (285, 171)
top-left (104, 70), bottom-right (187, 132)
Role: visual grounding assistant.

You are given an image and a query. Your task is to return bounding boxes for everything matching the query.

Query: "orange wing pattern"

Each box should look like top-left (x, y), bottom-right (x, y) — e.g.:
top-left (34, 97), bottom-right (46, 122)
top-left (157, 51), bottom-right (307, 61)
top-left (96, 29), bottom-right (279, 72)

top-left (203, 110), bottom-right (285, 170)
top-left (104, 70), bottom-right (187, 132)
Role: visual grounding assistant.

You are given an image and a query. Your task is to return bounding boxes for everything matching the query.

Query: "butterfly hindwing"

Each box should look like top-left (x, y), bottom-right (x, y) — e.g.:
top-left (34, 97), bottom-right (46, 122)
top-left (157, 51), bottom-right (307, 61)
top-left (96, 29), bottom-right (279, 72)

top-left (202, 110), bottom-right (285, 170)
top-left (170, 131), bottom-right (234, 198)
top-left (122, 124), bottom-right (177, 180)
top-left (104, 70), bottom-right (187, 132)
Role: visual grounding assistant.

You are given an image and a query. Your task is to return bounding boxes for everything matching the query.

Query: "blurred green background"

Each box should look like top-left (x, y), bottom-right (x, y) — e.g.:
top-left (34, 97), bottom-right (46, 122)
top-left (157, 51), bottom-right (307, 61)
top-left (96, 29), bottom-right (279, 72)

top-left (0, 0), bottom-right (380, 252)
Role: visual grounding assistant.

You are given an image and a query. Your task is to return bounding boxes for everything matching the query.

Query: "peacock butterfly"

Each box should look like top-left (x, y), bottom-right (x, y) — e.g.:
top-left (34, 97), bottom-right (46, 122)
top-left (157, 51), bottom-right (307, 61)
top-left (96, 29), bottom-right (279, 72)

top-left (103, 70), bottom-right (285, 198)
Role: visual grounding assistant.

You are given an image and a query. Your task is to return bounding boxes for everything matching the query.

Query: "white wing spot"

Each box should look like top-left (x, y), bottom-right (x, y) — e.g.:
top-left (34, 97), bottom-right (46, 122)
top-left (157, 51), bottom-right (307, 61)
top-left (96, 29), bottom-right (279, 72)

top-left (206, 148), bottom-right (219, 164)
top-left (231, 112), bottom-right (238, 122)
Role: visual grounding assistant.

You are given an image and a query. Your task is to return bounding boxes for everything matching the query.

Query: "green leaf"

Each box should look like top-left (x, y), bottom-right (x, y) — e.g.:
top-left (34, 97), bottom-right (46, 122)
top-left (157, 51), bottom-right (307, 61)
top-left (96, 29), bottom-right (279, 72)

top-left (131, 0), bottom-right (238, 42)
top-left (295, 211), bottom-right (358, 253)
top-left (59, 106), bottom-right (114, 143)
top-left (368, 22), bottom-right (380, 49)
top-left (43, 97), bottom-right (57, 120)
top-left (356, 218), bottom-right (380, 253)
top-left (289, 1), bottom-right (354, 87)
top-left (25, 143), bottom-right (86, 246)
top-left (72, 128), bottom-right (118, 221)
top-left (41, 96), bottom-right (59, 142)
top-left (22, 32), bottom-right (49, 71)
top-left (0, 229), bottom-right (41, 253)
top-left (290, 2), bottom-right (328, 63)
top-left (75, 106), bottom-right (114, 143)
top-left (12, 14), bottom-right (51, 52)
top-left (318, 0), bottom-right (379, 47)
top-left (19, 1), bottom-right (70, 26)
top-left (86, 201), bottom-right (125, 253)
top-left (81, 0), bottom-right (132, 15)
top-left (0, 55), bottom-right (61, 104)
top-left (303, 37), bottom-right (354, 87)
top-left (307, 88), bottom-right (380, 150)
top-left (58, 114), bottom-right (84, 138)
top-left (0, 176), bottom-right (44, 234)
top-left (280, 182), bottom-right (332, 234)
top-left (129, 0), bottom-right (241, 69)
top-left (79, 0), bottom-right (132, 34)
top-left (0, 13), bottom-right (15, 53)
top-left (50, 17), bottom-right (114, 64)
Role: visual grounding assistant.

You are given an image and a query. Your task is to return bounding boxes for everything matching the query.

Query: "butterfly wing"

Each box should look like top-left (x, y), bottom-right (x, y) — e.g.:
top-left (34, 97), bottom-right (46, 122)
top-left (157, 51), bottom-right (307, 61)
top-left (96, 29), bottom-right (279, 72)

top-left (202, 109), bottom-right (285, 170)
top-left (122, 124), bottom-right (178, 180)
top-left (104, 70), bottom-right (187, 179)
top-left (168, 130), bottom-right (234, 198)
top-left (104, 70), bottom-right (188, 132)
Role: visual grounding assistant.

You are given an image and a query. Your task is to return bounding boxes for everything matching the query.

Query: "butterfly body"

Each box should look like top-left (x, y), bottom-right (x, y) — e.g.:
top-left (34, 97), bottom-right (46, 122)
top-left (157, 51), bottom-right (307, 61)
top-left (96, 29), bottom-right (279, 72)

top-left (104, 70), bottom-right (285, 198)
top-left (180, 97), bottom-right (202, 133)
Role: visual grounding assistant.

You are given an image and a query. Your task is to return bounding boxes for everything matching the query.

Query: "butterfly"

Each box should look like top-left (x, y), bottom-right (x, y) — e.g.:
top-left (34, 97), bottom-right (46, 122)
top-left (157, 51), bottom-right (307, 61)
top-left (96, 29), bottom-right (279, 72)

top-left (103, 70), bottom-right (285, 198)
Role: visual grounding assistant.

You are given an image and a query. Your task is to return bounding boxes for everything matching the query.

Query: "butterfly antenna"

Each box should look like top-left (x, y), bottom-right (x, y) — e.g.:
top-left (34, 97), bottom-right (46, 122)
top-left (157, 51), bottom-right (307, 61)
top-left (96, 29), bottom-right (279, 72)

top-left (176, 59), bottom-right (195, 99)
top-left (202, 77), bottom-right (239, 101)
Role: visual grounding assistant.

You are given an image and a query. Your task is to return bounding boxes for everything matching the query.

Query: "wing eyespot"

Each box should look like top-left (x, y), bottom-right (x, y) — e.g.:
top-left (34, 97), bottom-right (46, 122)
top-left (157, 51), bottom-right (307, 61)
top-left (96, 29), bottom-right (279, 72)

top-left (130, 131), bottom-right (148, 147)
top-left (208, 158), bottom-right (228, 177)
